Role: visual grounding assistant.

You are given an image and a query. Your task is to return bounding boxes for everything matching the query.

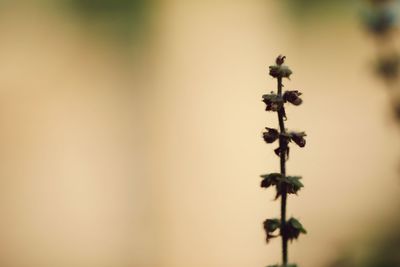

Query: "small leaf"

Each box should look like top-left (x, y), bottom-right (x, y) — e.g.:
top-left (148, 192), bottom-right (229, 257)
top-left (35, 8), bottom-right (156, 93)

top-left (260, 173), bottom-right (282, 189)
top-left (263, 218), bottom-right (281, 243)
top-left (262, 174), bottom-right (302, 199)
top-left (285, 218), bottom-right (307, 242)
top-left (264, 219), bottom-right (280, 233)
top-left (285, 176), bottom-right (304, 195)
top-left (274, 147), bottom-right (281, 157)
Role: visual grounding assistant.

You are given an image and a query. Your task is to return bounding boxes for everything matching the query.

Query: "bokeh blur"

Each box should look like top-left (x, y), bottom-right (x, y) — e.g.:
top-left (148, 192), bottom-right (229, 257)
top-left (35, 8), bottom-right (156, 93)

top-left (0, 1), bottom-right (399, 267)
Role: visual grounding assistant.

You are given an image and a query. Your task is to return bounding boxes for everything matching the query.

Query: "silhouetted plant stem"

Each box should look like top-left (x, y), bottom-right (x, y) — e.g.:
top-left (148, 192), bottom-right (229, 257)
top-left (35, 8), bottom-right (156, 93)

top-left (261, 55), bottom-right (306, 267)
top-left (277, 76), bottom-right (288, 265)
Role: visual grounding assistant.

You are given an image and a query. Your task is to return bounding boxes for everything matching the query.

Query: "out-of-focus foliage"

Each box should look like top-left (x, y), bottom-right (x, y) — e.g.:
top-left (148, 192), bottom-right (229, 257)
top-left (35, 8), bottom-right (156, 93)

top-left (281, 0), bottom-right (355, 20)
top-left (361, 0), bottom-right (400, 39)
top-left (361, 0), bottom-right (400, 121)
top-left (327, 218), bottom-right (400, 267)
top-left (59, 0), bottom-right (154, 43)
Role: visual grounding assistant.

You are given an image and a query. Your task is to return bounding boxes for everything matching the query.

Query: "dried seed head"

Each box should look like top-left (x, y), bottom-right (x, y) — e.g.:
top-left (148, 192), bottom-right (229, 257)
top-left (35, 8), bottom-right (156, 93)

top-left (269, 55), bottom-right (292, 79)
top-left (276, 55), bottom-right (286, 66)
top-left (290, 132), bottom-right (307, 148)
top-left (269, 65), bottom-right (293, 79)
top-left (263, 127), bottom-right (279, 143)
top-left (262, 93), bottom-right (284, 111)
top-left (283, 90), bottom-right (303, 106)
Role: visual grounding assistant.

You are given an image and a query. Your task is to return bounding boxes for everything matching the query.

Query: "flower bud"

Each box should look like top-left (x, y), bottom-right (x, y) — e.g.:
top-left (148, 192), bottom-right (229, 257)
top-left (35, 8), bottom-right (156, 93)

top-left (275, 55), bottom-right (286, 66)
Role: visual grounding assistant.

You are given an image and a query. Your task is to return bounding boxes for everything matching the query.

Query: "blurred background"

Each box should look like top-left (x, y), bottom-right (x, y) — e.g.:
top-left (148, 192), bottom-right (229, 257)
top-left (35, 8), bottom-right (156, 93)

top-left (0, 1), bottom-right (399, 267)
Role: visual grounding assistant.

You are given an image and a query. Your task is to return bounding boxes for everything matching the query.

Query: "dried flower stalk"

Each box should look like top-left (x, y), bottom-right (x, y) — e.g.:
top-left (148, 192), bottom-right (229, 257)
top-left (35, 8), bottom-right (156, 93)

top-left (261, 55), bottom-right (306, 267)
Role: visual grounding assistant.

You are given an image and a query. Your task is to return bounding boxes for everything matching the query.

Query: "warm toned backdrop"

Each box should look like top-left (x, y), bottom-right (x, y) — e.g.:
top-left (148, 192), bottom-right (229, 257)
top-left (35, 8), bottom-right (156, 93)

top-left (0, 1), bottom-right (398, 267)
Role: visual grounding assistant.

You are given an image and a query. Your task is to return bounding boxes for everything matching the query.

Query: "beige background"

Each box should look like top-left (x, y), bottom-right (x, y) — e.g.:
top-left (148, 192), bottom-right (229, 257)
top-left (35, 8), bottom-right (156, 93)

top-left (0, 1), bottom-right (398, 267)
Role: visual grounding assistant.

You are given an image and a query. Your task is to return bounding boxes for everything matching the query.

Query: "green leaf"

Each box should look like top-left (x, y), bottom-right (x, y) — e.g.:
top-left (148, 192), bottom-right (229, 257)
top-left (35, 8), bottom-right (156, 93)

top-left (260, 173), bottom-right (282, 189)
top-left (272, 175), bottom-right (303, 199)
top-left (264, 219), bottom-right (280, 233)
top-left (263, 218), bottom-right (281, 243)
top-left (285, 176), bottom-right (304, 194)
top-left (261, 173), bottom-right (303, 199)
top-left (289, 218), bottom-right (307, 233)
top-left (285, 218), bottom-right (307, 242)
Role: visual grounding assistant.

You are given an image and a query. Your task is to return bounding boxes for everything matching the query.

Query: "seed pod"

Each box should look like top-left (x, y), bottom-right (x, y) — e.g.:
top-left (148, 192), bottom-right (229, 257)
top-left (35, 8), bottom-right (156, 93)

top-left (269, 65), bottom-right (293, 79)
top-left (263, 128), bottom-right (279, 143)
top-left (262, 94), bottom-right (284, 111)
top-left (290, 132), bottom-right (306, 148)
top-left (283, 90), bottom-right (303, 106)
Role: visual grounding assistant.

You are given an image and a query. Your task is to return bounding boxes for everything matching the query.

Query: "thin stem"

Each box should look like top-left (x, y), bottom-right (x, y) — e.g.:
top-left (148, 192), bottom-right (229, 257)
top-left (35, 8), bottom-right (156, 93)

top-left (277, 76), bottom-right (288, 266)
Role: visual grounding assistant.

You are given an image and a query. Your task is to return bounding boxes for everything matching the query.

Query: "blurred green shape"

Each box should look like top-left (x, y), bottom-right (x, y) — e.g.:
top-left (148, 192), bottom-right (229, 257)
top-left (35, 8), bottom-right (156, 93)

top-left (326, 217), bottom-right (400, 267)
top-left (61, 0), bottom-right (154, 43)
top-left (281, 0), bottom-right (356, 20)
